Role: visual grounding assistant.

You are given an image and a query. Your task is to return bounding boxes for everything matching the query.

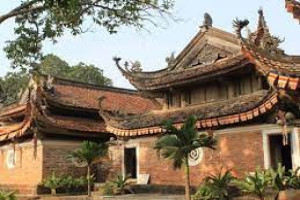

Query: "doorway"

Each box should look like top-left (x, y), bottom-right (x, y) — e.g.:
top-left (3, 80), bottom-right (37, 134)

top-left (124, 148), bottom-right (137, 179)
top-left (269, 134), bottom-right (293, 170)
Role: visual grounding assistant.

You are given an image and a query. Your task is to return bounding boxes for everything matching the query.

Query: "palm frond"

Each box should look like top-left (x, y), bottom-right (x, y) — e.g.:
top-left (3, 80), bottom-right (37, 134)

top-left (155, 115), bottom-right (217, 170)
top-left (68, 141), bottom-right (108, 165)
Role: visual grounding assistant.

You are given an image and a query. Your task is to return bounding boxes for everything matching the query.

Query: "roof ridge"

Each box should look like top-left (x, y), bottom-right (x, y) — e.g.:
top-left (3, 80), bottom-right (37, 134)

top-left (50, 75), bottom-right (138, 95)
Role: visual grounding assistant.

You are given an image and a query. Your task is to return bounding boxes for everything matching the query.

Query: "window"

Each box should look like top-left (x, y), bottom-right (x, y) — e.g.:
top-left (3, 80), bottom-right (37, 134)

top-left (6, 150), bottom-right (16, 169)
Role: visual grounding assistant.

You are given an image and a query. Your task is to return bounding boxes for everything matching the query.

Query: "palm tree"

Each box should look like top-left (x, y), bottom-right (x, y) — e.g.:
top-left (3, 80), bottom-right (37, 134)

top-left (154, 115), bottom-right (217, 200)
top-left (69, 141), bottom-right (108, 197)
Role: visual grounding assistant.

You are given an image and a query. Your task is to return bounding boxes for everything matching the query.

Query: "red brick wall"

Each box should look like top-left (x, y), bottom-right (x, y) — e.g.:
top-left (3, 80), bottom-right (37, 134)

top-left (0, 140), bottom-right (43, 194)
top-left (0, 140), bottom-right (90, 194)
top-left (42, 141), bottom-right (86, 178)
top-left (109, 130), bottom-right (264, 187)
top-left (189, 130), bottom-right (264, 186)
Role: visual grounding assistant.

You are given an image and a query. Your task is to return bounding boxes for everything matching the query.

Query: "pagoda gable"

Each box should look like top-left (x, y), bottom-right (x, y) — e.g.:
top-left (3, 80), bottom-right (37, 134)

top-left (172, 27), bottom-right (240, 70)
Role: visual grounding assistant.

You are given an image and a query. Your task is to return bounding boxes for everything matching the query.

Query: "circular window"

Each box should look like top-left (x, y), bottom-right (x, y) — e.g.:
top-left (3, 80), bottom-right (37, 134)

top-left (6, 150), bottom-right (16, 169)
top-left (188, 148), bottom-right (204, 167)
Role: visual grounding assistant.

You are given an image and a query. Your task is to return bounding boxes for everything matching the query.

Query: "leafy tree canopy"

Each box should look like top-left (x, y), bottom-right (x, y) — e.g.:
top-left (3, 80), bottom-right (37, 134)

top-left (0, 54), bottom-right (112, 105)
top-left (1, 0), bottom-right (174, 70)
top-left (40, 54), bottom-right (112, 86)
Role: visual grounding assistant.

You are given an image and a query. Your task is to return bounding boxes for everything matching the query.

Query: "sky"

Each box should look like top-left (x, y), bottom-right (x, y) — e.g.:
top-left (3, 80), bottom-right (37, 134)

top-left (0, 0), bottom-right (299, 89)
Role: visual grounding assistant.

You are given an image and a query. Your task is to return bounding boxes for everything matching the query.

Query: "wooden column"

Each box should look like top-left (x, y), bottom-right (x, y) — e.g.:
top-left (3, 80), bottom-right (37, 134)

top-left (227, 82), bottom-right (235, 98)
top-left (181, 92), bottom-right (186, 108)
top-left (162, 93), bottom-right (168, 110)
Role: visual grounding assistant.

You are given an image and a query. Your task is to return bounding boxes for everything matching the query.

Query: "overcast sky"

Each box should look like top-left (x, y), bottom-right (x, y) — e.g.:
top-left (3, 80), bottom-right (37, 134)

top-left (0, 0), bottom-right (299, 89)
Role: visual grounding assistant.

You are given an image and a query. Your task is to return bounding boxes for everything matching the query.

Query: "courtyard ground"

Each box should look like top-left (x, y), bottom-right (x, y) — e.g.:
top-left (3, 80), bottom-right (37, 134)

top-left (18, 194), bottom-right (185, 200)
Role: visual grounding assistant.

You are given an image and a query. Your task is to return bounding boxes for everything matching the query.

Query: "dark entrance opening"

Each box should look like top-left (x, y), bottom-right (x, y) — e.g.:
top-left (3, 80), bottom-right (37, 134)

top-left (269, 134), bottom-right (293, 170)
top-left (124, 148), bottom-right (137, 179)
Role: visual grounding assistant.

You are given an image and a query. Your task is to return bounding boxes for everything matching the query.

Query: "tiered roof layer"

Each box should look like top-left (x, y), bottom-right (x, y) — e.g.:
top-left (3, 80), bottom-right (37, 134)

top-left (286, 0), bottom-right (300, 22)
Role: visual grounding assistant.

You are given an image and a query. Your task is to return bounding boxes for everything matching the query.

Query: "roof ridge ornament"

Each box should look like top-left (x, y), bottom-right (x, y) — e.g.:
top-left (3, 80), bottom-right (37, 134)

top-left (165, 52), bottom-right (176, 68)
top-left (200, 12), bottom-right (213, 32)
top-left (257, 8), bottom-right (269, 33)
top-left (233, 9), bottom-right (285, 56)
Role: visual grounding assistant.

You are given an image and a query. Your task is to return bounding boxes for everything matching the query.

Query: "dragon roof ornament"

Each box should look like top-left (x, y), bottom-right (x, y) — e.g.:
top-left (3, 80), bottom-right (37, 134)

top-left (233, 9), bottom-right (284, 56)
top-left (233, 9), bottom-right (300, 90)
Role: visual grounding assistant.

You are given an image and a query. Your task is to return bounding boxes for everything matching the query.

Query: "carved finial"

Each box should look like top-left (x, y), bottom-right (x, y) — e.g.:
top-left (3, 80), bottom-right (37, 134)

top-left (200, 13), bottom-right (213, 31)
top-left (130, 61), bottom-right (142, 72)
top-left (257, 8), bottom-right (268, 31)
top-left (165, 52), bottom-right (175, 67)
top-left (233, 18), bottom-right (249, 37)
top-left (203, 13), bottom-right (213, 27)
top-left (44, 75), bottom-right (54, 92)
top-left (113, 57), bottom-right (142, 73)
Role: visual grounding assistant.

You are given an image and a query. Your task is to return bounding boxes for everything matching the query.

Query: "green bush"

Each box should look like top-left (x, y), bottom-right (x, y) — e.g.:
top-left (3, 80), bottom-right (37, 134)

top-left (233, 168), bottom-right (271, 200)
top-left (112, 174), bottom-right (131, 195)
top-left (99, 182), bottom-right (116, 196)
top-left (193, 169), bottom-right (235, 200)
top-left (194, 164), bottom-right (300, 200)
top-left (287, 167), bottom-right (300, 189)
top-left (43, 172), bottom-right (88, 195)
top-left (0, 191), bottom-right (16, 200)
top-left (43, 172), bottom-right (64, 196)
top-left (193, 184), bottom-right (214, 200)
top-left (60, 175), bottom-right (87, 193)
top-left (268, 163), bottom-right (289, 192)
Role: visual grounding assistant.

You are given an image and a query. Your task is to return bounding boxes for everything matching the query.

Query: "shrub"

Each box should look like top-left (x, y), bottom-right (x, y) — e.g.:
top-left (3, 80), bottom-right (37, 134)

top-left (112, 174), bottom-right (131, 195)
top-left (193, 169), bottom-right (235, 200)
top-left (60, 175), bottom-right (87, 193)
top-left (233, 168), bottom-right (271, 200)
top-left (99, 182), bottom-right (115, 196)
top-left (267, 163), bottom-right (289, 192)
top-left (43, 173), bottom-right (89, 195)
top-left (43, 172), bottom-right (64, 196)
top-left (0, 191), bottom-right (16, 200)
top-left (287, 167), bottom-right (300, 189)
top-left (193, 184), bottom-right (214, 200)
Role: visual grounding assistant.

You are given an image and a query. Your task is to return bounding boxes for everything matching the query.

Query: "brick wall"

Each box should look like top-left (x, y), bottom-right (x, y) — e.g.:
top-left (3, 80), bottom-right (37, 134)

top-left (189, 130), bottom-right (264, 186)
top-left (0, 140), bottom-right (43, 194)
top-left (109, 130), bottom-right (264, 187)
top-left (0, 140), bottom-right (92, 195)
top-left (42, 140), bottom-right (86, 178)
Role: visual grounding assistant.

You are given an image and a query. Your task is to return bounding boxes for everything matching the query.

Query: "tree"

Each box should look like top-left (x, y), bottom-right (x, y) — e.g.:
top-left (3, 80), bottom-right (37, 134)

top-left (0, 72), bottom-right (29, 105)
top-left (65, 62), bottom-right (112, 86)
top-left (0, 54), bottom-right (112, 105)
top-left (68, 141), bottom-right (108, 197)
top-left (39, 54), bottom-right (70, 78)
top-left (1, 0), bottom-right (174, 70)
top-left (40, 54), bottom-right (113, 86)
top-left (154, 116), bottom-right (217, 200)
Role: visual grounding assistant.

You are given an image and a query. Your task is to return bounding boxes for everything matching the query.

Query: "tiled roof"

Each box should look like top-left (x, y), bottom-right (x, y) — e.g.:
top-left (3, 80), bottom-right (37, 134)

top-left (36, 111), bottom-right (106, 133)
top-left (0, 104), bottom-right (31, 140)
top-left (49, 78), bottom-right (160, 114)
top-left (117, 54), bottom-right (248, 91)
top-left (0, 104), bottom-right (27, 118)
top-left (115, 27), bottom-right (244, 91)
top-left (0, 77), bottom-right (160, 142)
top-left (105, 90), bottom-right (279, 137)
top-left (234, 11), bottom-right (300, 90)
top-left (286, 0), bottom-right (300, 22)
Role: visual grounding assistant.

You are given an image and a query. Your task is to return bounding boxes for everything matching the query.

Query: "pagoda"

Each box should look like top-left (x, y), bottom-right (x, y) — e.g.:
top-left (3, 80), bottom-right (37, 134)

top-left (0, 76), bottom-right (156, 194)
top-left (103, 10), bottom-right (300, 187)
